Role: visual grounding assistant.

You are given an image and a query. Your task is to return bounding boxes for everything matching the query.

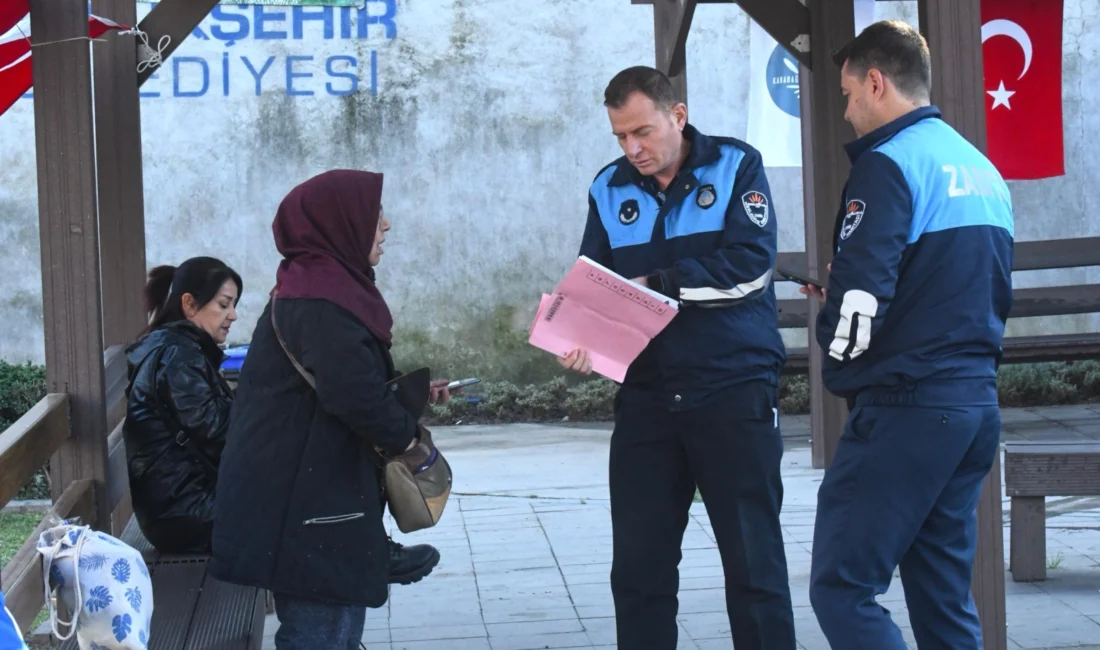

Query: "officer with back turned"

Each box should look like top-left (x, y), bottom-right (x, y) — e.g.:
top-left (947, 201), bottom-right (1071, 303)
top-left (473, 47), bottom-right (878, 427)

top-left (801, 20), bottom-right (1014, 650)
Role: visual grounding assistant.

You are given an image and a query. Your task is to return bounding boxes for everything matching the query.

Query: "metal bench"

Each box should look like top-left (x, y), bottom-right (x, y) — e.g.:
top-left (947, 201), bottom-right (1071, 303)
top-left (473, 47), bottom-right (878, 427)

top-left (57, 517), bottom-right (267, 650)
top-left (1003, 441), bottom-right (1100, 581)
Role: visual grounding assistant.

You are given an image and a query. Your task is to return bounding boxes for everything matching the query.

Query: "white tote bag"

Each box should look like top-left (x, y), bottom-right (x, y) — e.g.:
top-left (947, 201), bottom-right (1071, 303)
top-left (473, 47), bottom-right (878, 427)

top-left (36, 523), bottom-right (153, 650)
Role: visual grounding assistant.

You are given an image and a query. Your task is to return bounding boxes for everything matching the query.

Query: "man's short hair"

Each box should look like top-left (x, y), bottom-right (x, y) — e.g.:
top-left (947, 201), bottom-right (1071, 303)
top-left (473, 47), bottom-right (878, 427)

top-left (832, 20), bottom-right (932, 101)
top-left (604, 66), bottom-right (680, 109)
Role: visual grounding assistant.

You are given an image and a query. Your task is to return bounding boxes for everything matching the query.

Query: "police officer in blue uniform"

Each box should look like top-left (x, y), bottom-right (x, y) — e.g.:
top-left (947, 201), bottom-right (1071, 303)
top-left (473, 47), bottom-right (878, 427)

top-left (560, 66), bottom-right (796, 650)
top-left (801, 21), bottom-right (1014, 650)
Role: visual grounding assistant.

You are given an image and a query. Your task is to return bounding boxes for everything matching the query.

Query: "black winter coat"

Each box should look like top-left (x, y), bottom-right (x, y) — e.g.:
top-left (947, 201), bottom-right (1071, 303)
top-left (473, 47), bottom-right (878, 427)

top-left (123, 320), bottom-right (232, 553)
top-left (208, 297), bottom-right (419, 608)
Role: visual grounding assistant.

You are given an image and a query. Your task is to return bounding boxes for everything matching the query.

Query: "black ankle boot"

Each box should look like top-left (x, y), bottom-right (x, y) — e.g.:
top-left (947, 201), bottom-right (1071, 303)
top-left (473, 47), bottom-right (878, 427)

top-left (388, 538), bottom-right (440, 585)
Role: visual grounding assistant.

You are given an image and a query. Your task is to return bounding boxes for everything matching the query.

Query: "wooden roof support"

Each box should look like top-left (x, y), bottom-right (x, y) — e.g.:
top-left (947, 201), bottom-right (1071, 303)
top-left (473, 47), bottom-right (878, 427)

top-left (918, 0), bottom-right (1007, 647)
top-left (735, 0), bottom-right (811, 68)
top-left (798, 0), bottom-right (853, 470)
top-left (656, 0), bottom-right (697, 79)
top-left (634, 0), bottom-right (811, 69)
top-left (28, 0), bottom-right (111, 528)
top-left (640, 0), bottom-right (699, 101)
top-left (94, 0), bottom-right (148, 348)
top-left (135, 0), bottom-right (221, 86)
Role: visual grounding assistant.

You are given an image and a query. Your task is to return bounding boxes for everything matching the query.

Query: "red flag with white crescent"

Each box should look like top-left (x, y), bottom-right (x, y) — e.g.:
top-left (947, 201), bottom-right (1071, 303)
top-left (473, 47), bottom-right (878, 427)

top-left (0, 0), bottom-right (27, 35)
top-left (981, 0), bottom-right (1064, 180)
top-left (0, 12), bottom-right (130, 117)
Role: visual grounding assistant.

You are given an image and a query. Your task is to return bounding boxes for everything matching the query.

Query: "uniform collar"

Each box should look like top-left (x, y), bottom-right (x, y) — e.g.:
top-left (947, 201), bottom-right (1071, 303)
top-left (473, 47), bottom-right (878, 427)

top-left (609, 123), bottom-right (720, 187)
top-left (843, 105), bottom-right (942, 163)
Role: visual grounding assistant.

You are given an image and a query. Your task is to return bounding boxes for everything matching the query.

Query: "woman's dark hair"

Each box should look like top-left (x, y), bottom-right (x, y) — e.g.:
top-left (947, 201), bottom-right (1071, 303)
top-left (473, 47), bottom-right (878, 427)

top-left (143, 256), bottom-right (243, 334)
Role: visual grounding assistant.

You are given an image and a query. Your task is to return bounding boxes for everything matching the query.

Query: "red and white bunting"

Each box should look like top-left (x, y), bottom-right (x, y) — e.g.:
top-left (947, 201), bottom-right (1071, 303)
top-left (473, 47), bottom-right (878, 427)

top-left (0, 10), bottom-right (130, 117)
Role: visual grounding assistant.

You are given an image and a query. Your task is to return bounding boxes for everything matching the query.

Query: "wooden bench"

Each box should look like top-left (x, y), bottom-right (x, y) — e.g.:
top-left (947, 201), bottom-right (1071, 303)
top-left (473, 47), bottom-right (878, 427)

top-left (1003, 441), bottom-right (1100, 581)
top-left (774, 236), bottom-right (1100, 374)
top-left (1, 347), bottom-right (269, 649)
top-left (54, 517), bottom-right (267, 650)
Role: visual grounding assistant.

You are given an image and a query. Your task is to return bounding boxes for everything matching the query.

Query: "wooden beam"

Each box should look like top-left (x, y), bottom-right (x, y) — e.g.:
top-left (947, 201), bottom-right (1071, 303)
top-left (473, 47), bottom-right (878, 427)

top-left (776, 284), bottom-right (1100, 328)
top-left (105, 344), bottom-right (129, 432)
top-left (798, 0), bottom-right (853, 469)
top-left (106, 420), bottom-right (129, 512)
top-left (778, 236), bottom-right (1100, 274)
top-left (29, 0), bottom-right (112, 528)
top-left (633, 0), bottom-right (812, 69)
top-left (651, 0), bottom-right (693, 101)
top-left (136, 0), bottom-right (220, 87)
top-left (918, 0), bottom-right (1006, 646)
top-left (94, 0), bottom-right (148, 348)
top-left (651, 0), bottom-right (697, 78)
top-left (1, 480), bottom-right (97, 634)
top-left (0, 394), bottom-right (70, 508)
top-left (735, 0), bottom-right (811, 69)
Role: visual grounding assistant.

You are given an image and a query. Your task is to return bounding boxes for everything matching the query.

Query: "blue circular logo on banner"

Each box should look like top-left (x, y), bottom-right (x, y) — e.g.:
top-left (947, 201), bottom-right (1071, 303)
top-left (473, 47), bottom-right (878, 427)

top-left (765, 45), bottom-right (801, 118)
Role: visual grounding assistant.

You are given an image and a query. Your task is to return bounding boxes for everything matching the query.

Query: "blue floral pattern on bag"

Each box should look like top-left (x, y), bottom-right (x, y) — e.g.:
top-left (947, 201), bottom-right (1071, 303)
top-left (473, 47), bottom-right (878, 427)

top-left (49, 563), bottom-right (64, 589)
top-left (86, 586), bottom-right (112, 613)
top-left (112, 613), bottom-right (132, 642)
top-left (79, 552), bottom-right (108, 572)
top-left (112, 558), bottom-right (131, 584)
top-left (125, 587), bottom-right (142, 613)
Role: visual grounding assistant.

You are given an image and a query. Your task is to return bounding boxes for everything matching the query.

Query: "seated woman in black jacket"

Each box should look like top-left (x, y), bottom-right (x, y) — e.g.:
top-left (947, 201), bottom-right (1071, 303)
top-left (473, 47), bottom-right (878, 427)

top-left (123, 256), bottom-right (242, 553)
top-left (209, 170), bottom-right (453, 649)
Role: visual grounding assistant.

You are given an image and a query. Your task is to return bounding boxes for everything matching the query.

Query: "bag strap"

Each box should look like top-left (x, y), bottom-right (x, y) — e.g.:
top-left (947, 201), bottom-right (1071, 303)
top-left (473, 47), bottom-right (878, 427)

top-left (270, 291), bottom-right (316, 390)
top-left (43, 526), bottom-right (87, 642)
top-left (269, 293), bottom-right (394, 459)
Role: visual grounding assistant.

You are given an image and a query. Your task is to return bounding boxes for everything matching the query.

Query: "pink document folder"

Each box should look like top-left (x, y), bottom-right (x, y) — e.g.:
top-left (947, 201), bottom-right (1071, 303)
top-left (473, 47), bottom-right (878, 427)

top-left (528, 257), bottom-right (679, 382)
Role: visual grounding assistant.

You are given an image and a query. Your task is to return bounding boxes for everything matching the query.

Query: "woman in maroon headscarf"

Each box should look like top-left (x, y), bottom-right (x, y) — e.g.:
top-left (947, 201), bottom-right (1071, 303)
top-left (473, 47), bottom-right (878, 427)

top-left (209, 170), bottom-right (450, 649)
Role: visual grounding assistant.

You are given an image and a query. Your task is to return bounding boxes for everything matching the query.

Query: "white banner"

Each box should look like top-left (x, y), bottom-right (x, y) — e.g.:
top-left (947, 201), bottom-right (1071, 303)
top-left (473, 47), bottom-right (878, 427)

top-left (746, 20), bottom-right (802, 167)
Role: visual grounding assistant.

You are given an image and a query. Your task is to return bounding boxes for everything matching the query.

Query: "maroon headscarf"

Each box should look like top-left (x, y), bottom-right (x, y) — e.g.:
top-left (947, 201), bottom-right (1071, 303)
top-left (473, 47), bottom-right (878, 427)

top-left (271, 169), bottom-right (394, 345)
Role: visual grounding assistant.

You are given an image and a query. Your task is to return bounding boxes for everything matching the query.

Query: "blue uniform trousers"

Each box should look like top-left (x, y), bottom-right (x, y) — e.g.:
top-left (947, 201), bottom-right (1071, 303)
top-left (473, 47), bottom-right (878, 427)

top-left (609, 380), bottom-right (795, 650)
top-left (809, 380), bottom-right (1001, 650)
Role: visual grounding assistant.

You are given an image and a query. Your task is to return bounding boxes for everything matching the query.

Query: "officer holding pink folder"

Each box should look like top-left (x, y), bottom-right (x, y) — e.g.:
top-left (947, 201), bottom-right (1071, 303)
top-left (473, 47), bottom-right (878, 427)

top-left (559, 66), bottom-right (795, 650)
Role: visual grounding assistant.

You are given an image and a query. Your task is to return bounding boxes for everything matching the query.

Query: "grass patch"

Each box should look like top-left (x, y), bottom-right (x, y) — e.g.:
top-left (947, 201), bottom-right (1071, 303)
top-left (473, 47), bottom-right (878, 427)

top-left (0, 511), bottom-right (41, 567)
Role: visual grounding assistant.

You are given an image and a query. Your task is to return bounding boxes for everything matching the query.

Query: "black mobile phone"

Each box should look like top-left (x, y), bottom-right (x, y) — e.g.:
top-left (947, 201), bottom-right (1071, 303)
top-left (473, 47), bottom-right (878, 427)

top-left (776, 267), bottom-right (824, 288)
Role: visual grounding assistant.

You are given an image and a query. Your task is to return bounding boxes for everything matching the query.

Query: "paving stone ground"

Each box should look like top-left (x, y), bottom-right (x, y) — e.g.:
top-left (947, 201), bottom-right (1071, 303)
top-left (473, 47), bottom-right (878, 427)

top-left (262, 409), bottom-right (1100, 650)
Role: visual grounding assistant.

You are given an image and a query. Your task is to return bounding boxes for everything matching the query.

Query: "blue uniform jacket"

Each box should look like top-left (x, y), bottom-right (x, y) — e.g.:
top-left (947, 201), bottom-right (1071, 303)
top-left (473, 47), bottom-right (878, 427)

top-left (818, 106), bottom-right (1014, 402)
top-left (580, 124), bottom-right (786, 410)
top-left (0, 591), bottom-right (27, 650)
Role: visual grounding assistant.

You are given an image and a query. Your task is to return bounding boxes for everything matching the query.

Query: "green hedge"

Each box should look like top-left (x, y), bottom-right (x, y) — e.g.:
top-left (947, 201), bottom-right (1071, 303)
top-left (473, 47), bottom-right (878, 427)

top-left (424, 360), bottom-right (1100, 425)
top-left (0, 362), bottom-right (49, 500)
top-left (2, 360), bottom-right (1099, 498)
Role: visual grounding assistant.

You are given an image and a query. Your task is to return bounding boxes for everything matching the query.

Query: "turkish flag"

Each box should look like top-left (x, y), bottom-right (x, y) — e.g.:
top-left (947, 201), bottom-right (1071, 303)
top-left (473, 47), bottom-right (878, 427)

top-left (0, 13), bottom-right (129, 118)
top-left (0, 0), bottom-right (28, 35)
top-left (981, 0), bottom-right (1064, 180)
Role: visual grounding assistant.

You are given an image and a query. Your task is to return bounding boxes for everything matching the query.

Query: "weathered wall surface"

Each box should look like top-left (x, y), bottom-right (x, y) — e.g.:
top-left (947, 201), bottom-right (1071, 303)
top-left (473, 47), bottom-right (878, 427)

top-left (0, 0), bottom-right (1096, 383)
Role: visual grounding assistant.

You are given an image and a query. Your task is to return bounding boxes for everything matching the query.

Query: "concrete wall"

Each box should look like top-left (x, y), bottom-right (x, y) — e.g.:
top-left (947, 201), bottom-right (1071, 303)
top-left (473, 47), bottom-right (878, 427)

top-left (0, 0), bottom-right (1097, 383)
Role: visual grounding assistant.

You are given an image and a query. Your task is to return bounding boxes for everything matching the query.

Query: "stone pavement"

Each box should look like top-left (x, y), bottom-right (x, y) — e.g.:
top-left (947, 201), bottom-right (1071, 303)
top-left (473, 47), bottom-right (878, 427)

top-left (262, 418), bottom-right (1100, 650)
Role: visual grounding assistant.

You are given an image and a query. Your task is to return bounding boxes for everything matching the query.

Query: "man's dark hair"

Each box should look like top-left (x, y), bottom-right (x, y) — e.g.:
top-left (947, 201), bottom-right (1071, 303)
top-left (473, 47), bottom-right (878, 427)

top-left (832, 20), bottom-right (932, 101)
top-left (604, 65), bottom-right (680, 109)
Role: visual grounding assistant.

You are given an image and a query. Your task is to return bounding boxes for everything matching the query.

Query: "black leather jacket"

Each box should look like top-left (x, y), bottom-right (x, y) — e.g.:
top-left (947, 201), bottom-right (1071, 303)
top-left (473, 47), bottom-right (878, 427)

top-left (123, 320), bottom-right (232, 553)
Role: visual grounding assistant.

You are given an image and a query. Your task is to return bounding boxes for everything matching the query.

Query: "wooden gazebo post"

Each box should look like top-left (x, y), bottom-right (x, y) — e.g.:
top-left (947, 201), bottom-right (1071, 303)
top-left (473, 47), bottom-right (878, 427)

top-left (638, 1), bottom-right (1007, 649)
top-left (29, 0), bottom-right (225, 534)
top-left (30, 0), bottom-right (113, 531)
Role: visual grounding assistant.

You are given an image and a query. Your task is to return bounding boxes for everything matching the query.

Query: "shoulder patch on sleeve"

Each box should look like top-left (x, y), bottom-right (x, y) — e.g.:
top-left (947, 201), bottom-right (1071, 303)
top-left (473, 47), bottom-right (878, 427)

top-left (840, 199), bottom-right (865, 240)
top-left (741, 191), bottom-right (769, 227)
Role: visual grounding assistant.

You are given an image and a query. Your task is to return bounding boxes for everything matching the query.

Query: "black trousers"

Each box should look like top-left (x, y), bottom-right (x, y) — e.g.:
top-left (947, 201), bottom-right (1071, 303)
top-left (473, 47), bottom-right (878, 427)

top-left (608, 381), bottom-right (796, 650)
